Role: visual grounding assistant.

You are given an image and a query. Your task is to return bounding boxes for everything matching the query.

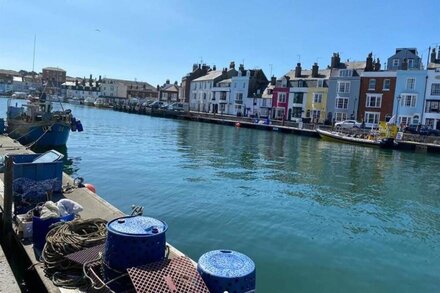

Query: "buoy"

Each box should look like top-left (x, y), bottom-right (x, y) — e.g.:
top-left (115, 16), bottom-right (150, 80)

top-left (235, 122), bottom-right (241, 128)
top-left (84, 183), bottom-right (96, 193)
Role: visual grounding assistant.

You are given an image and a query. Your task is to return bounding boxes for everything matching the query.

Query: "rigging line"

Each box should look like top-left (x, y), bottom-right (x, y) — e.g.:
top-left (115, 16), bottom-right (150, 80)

top-left (12, 126), bottom-right (39, 142)
top-left (25, 126), bottom-right (52, 149)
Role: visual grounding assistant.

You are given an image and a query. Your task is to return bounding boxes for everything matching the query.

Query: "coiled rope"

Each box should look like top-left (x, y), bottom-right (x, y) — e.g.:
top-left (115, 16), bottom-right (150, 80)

top-left (41, 218), bottom-right (107, 288)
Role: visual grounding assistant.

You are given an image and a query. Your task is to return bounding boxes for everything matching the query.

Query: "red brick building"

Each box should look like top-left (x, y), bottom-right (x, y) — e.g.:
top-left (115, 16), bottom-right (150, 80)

top-left (358, 71), bottom-right (397, 127)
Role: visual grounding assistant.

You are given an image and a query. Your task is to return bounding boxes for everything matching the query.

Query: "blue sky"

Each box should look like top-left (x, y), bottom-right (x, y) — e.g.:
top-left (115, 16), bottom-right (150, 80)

top-left (0, 0), bottom-right (438, 86)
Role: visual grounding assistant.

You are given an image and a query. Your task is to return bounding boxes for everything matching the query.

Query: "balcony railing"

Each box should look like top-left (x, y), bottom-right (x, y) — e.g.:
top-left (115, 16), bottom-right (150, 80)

top-left (235, 99), bottom-right (243, 104)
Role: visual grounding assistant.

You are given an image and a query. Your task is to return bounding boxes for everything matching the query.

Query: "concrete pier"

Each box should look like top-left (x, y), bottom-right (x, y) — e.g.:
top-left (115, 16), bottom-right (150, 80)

top-left (0, 243), bottom-right (20, 292)
top-left (0, 135), bottom-right (190, 292)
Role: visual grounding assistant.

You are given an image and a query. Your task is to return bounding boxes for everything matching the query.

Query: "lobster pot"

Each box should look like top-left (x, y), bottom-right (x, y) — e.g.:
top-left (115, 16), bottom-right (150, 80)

top-left (197, 250), bottom-right (256, 293)
top-left (103, 216), bottom-right (168, 289)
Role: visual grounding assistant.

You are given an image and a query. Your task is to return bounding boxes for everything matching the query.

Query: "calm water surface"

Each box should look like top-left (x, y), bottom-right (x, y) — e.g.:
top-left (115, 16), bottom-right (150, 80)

top-left (2, 98), bottom-right (440, 292)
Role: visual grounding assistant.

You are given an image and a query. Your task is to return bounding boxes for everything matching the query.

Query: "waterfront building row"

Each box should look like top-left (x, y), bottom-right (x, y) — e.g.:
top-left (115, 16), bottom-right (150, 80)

top-left (180, 47), bottom-right (440, 130)
top-left (0, 67), bottom-right (180, 104)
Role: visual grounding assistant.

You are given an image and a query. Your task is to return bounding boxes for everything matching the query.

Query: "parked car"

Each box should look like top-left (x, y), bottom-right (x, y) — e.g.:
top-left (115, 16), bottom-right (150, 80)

top-left (335, 120), bottom-right (362, 129)
top-left (404, 124), bottom-right (440, 136)
top-left (168, 102), bottom-right (189, 111)
top-left (148, 100), bottom-right (165, 109)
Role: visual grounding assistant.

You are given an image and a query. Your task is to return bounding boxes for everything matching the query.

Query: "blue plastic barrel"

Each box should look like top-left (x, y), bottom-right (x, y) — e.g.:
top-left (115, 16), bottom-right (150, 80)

top-left (103, 215), bottom-right (168, 291)
top-left (197, 250), bottom-right (256, 293)
top-left (32, 213), bottom-right (75, 250)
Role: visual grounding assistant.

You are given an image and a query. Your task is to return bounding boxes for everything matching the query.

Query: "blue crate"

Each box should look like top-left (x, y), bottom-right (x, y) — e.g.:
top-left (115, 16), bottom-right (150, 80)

top-left (12, 151), bottom-right (64, 193)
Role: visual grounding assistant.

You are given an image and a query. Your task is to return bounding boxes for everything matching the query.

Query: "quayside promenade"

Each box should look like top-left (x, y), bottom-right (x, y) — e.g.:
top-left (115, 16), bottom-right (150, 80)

top-left (0, 135), bottom-right (191, 292)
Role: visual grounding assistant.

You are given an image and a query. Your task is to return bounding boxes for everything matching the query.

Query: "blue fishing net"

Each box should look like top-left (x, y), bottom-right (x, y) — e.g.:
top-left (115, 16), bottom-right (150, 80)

top-left (13, 177), bottom-right (61, 215)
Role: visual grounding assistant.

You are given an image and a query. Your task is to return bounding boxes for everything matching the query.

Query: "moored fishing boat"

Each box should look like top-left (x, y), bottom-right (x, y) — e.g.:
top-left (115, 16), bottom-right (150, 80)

top-left (6, 94), bottom-right (83, 147)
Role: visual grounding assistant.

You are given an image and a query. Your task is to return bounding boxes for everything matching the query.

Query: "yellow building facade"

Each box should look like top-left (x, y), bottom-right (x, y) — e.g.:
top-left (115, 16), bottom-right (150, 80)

top-left (305, 86), bottom-right (328, 123)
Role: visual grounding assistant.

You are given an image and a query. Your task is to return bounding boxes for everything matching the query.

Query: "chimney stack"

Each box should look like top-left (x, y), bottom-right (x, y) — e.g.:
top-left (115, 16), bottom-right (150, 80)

top-left (239, 64), bottom-right (245, 71)
top-left (312, 63), bottom-right (319, 78)
top-left (213, 65), bottom-right (216, 70)
top-left (166, 79), bottom-right (170, 84)
top-left (374, 58), bottom-right (381, 71)
top-left (365, 53), bottom-right (374, 71)
top-left (437, 46), bottom-right (440, 62)
top-left (331, 52), bottom-right (341, 69)
top-left (402, 58), bottom-right (408, 70)
top-left (295, 63), bottom-right (302, 78)
top-left (193, 64), bottom-right (198, 71)
top-left (201, 64), bottom-right (209, 72)
top-left (271, 76), bottom-right (276, 85)
top-left (229, 61), bottom-right (235, 69)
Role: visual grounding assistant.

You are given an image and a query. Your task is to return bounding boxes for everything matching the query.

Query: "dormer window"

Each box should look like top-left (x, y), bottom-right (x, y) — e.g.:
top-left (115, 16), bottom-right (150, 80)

top-left (408, 59), bottom-right (415, 68)
top-left (392, 59), bottom-right (399, 67)
top-left (339, 70), bottom-right (352, 77)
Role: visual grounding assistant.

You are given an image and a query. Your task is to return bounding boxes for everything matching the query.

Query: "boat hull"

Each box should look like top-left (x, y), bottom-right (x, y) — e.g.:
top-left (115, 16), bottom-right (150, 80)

top-left (317, 129), bottom-right (381, 147)
top-left (7, 120), bottom-right (71, 147)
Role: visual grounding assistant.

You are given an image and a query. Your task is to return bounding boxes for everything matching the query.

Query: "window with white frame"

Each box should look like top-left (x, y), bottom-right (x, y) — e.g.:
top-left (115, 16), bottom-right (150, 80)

top-left (236, 93), bottom-right (243, 101)
top-left (339, 70), bottom-right (353, 77)
top-left (278, 92), bottom-right (287, 103)
top-left (401, 94), bottom-right (417, 107)
top-left (313, 93), bottom-right (322, 103)
top-left (276, 108), bottom-right (285, 118)
top-left (312, 110), bottom-right (321, 119)
top-left (413, 114), bottom-right (420, 124)
top-left (406, 78), bottom-right (416, 90)
top-left (383, 79), bottom-right (391, 90)
top-left (426, 118), bottom-right (435, 127)
top-left (366, 94), bottom-right (382, 108)
top-left (393, 59), bottom-right (399, 67)
top-left (368, 79), bottom-right (376, 90)
top-left (317, 79), bottom-right (324, 87)
top-left (408, 59), bottom-right (414, 68)
top-left (399, 116), bottom-right (411, 126)
top-left (335, 97), bottom-right (348, 109)
top-left (203, 93), bottom-right (207, 100)
top-left (365, 112), bottom-right (380, 124)
top-left (335, 112), bottom-right (347, 121)
top-left (337, 81), bottom-right (351, 93)
top-left (431, 83), bottom-right (440, 95)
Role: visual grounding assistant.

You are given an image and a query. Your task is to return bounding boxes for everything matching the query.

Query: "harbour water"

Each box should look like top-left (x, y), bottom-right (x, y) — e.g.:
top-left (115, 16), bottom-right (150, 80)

top-left (1, 98), bottom-right (440, 292)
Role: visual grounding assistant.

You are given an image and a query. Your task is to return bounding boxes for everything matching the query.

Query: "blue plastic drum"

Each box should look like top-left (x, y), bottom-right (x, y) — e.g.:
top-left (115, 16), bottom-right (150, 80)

top-left (103, 215), bottom-right (168, 290)
top-left (32, 213), bottom-right (75, 250)
top-left (197, 250), bottom-right (256, 293)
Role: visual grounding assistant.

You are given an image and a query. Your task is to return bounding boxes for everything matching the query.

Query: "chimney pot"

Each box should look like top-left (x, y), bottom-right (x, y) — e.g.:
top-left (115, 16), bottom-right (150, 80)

top-left (431, 48), bottom-right (438, 64)
top-left (312, 63), bottom-right (319, 78)
top-left (295, 63), bottom-right (302, 78)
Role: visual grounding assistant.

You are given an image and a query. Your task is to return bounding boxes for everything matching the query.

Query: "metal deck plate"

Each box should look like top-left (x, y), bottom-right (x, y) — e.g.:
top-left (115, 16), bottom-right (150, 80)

top-left (65, 244), bottom-right (105, 265)
top-left (127, 256), bottom-right (209, 293)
